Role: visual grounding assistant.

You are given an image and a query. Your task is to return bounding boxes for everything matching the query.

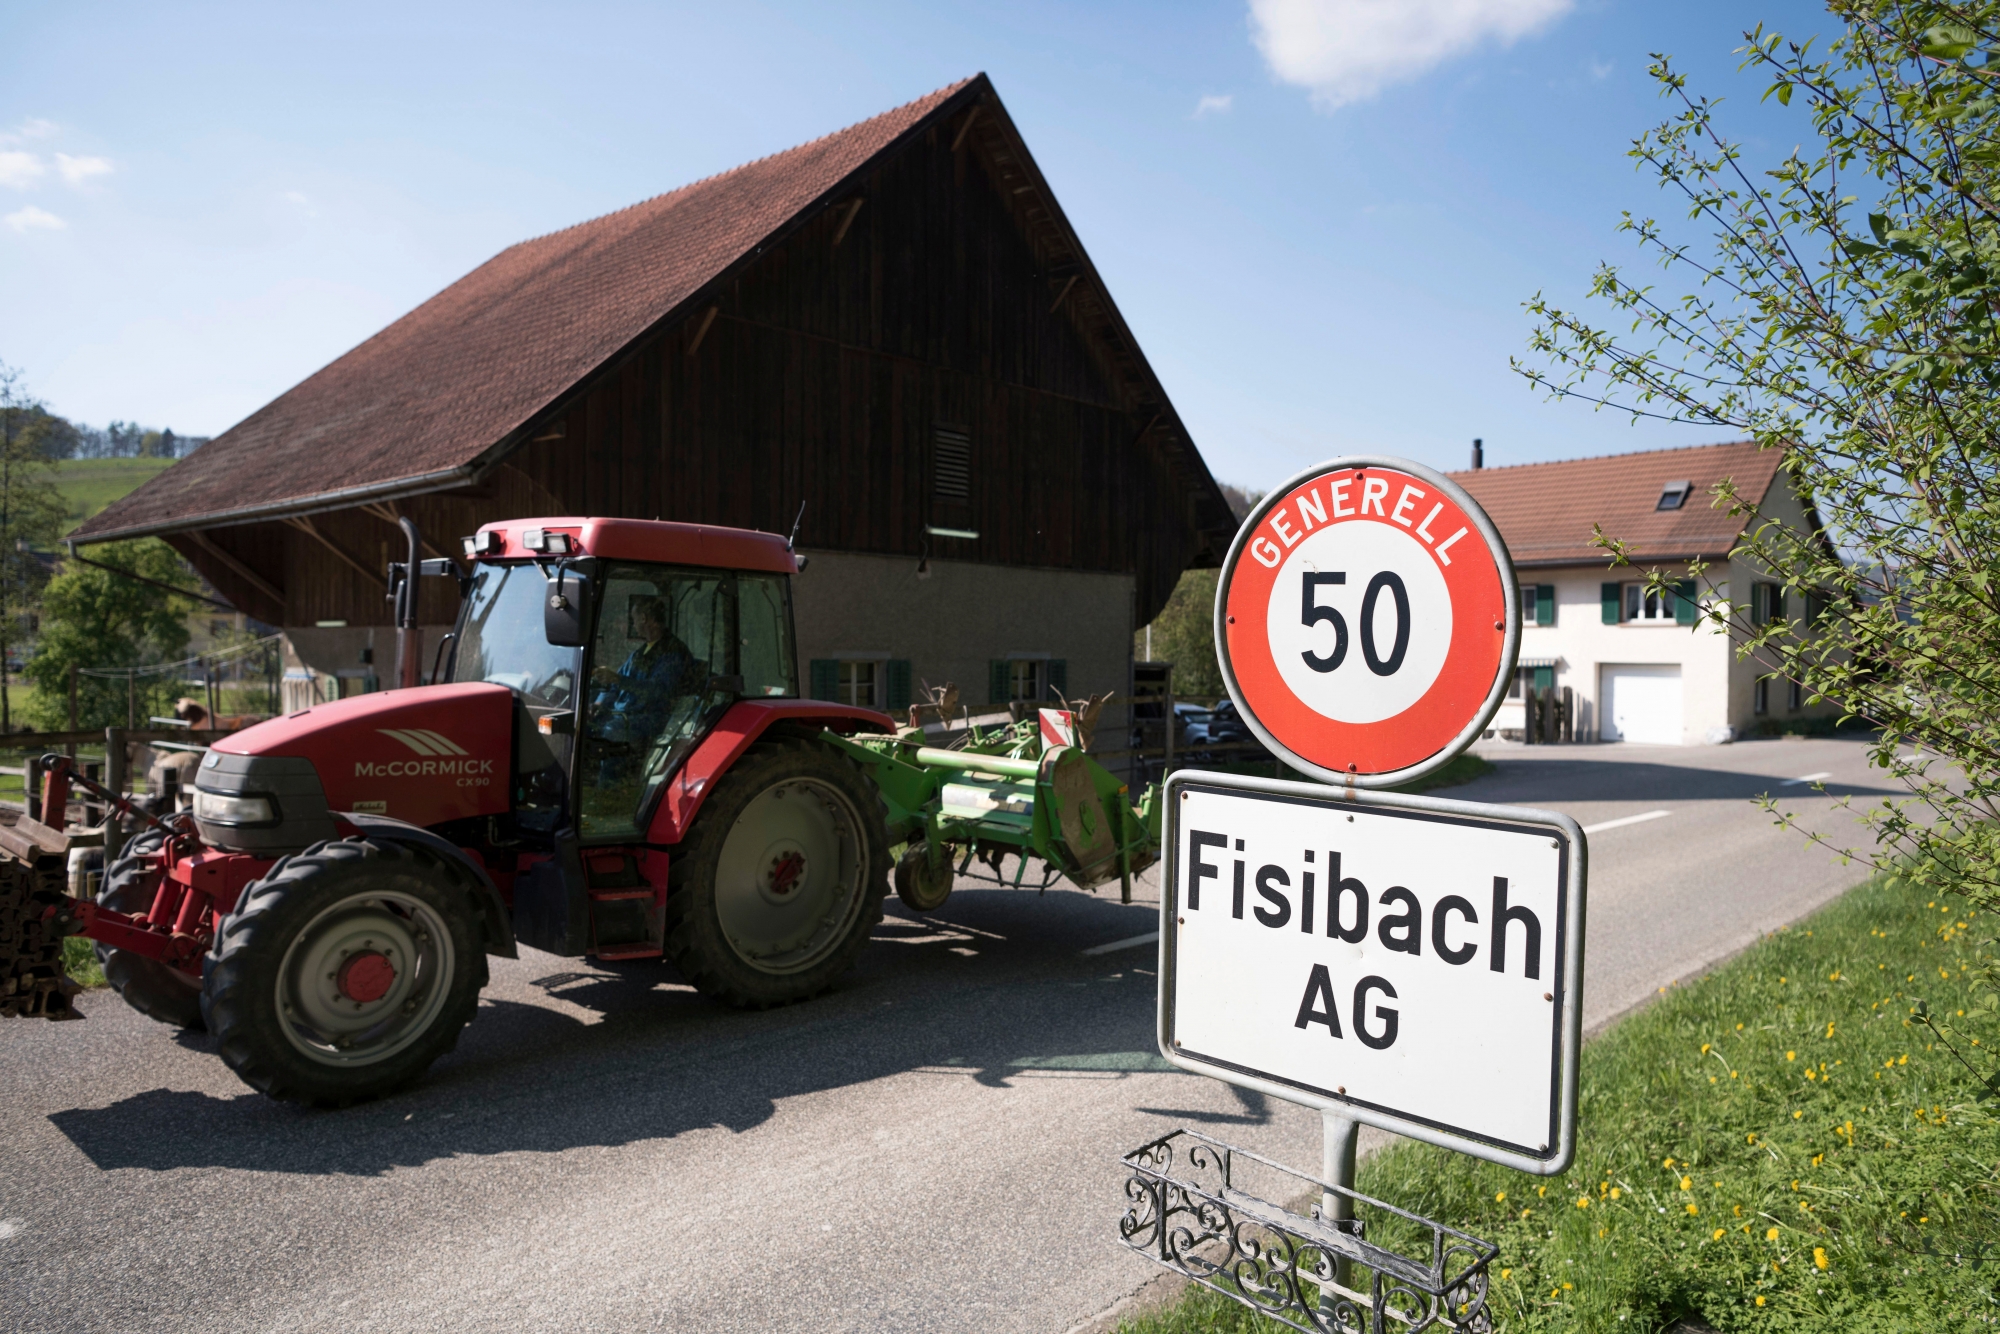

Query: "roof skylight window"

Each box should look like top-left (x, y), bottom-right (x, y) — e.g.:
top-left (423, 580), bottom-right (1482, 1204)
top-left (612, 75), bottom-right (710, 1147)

top-left (1657, 480), bottom-right (1693, 511)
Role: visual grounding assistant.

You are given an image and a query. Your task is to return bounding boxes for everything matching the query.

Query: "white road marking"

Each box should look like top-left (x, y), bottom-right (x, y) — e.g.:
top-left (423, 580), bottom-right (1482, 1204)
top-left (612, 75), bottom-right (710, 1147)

top-left (1081, 931), bottom-right (1159, 956)
top-left (1782, 771), bottom-right (1834, 785)
top-left (1581, 810), bottom-right (1672, 835)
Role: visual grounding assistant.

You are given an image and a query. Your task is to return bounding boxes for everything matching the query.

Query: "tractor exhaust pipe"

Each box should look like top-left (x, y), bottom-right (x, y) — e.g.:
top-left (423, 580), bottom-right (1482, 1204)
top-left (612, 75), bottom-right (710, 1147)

top-left (394, 516), bottom-right (422, 689)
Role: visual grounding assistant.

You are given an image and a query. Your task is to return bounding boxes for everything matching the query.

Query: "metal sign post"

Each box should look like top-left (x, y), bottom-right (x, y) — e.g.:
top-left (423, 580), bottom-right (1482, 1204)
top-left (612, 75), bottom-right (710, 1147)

top-left (1117, 455), bottom-right (1589, 1332)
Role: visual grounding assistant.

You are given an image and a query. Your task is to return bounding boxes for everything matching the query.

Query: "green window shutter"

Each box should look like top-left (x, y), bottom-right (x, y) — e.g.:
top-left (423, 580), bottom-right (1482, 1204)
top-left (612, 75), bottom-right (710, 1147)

top-left (1047, 659), bottom-right (1067, 700)
top-left (989, 659), bottom-right (1009, 705)
top-left (1532, 665), bottom-right (1554, 691)
top-left (885, 659), bottom-right (912, 712)
top-left (1772, 587), bottom-right (1786, 623)
top-left (1535, 585), bottom-right (1556, 627)
top-left (808, 659), bottom-right (838, 702)
top-left (1674, 580), bottom-right (1698, 625)
top-left (1601, 583), bottom-right (1621, 624)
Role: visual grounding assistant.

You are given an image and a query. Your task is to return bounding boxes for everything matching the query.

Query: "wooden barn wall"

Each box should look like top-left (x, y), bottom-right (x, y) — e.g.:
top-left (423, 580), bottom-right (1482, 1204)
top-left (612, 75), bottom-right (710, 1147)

top-left (189, 114), bottom-right (1203, 628)
top-left (502, 115), bottom-right (1200, 623)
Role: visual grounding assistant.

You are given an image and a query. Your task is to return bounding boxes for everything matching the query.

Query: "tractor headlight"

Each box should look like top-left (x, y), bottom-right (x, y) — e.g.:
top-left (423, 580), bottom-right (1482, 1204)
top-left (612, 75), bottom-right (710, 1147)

top-left (194, 790), bottom-right (277, 826)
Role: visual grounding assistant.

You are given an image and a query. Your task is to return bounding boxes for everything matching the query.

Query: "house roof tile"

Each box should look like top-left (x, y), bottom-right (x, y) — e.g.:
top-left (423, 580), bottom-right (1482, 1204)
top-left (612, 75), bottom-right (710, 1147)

top-left (75, 77), bottom-right (978, 542)
top-left (1448, 439), bottom-right (1786, 568)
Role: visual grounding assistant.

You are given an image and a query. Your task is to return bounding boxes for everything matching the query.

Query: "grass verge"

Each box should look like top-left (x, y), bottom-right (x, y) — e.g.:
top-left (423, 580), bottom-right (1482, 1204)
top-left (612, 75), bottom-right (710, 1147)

top-left (1121, 875), bottom-right (1997, 1332)
top-left (61, 935), bottom-right (105, 988)
top-left (1390, 751), bottom-right (1495, 795)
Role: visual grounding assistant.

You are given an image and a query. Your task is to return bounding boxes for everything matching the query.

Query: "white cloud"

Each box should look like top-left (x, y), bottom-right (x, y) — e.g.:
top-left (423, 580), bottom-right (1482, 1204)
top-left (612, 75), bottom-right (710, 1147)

top-left (4, 206), bottom-right (66, 233)
top-left (1193, 94), bottom-right (1235, 118)
top-left (0, 119), bottom-right (57, 146)
top-left (0, 151), bottom-right (45, 189)
top-left (55, 153), bottom-right (112, 186)
top-left (1249, 0), bottom-right (1574, 109)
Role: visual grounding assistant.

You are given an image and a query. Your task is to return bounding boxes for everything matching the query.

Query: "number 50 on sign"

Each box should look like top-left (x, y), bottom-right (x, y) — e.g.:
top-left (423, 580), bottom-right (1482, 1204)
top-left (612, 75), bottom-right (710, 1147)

top-left (1217, 456), bottom-right (1519, 787)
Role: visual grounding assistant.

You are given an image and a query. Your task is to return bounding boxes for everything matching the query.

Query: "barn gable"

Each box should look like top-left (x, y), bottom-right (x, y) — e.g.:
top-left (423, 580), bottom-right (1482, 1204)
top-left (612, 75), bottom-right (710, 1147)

top-left (74, 75), bottom-right (1231, 634)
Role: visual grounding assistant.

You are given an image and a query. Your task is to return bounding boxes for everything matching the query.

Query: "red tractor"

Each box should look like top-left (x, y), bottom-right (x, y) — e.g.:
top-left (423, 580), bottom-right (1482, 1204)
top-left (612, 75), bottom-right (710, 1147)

top-left (29, 517), bottom-right (908, 1104)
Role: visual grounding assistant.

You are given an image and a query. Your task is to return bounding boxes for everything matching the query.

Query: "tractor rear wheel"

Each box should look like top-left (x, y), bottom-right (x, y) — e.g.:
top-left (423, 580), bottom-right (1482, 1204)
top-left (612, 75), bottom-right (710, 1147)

top-left (96, 827), bottom-right (205, 1031)
top-left (665, 738), bottom-right (888, 1008)
top-left (200, 838), bottom-right (484, 1106)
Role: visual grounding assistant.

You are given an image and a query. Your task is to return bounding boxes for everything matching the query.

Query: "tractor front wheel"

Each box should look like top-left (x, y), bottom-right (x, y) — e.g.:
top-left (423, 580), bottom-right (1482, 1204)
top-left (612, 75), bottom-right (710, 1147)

top-left (665, 739), bottom-right (888, 1008)
top-left (96, 827), bottom-right (205, 1031)
top-left (201, 838), bottom-right (484, 1106)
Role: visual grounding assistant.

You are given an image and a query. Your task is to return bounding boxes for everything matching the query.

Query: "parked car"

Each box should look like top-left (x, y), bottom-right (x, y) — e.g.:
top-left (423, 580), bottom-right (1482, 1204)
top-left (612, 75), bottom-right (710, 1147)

top-left (1205, 698), bottom-right (1254, 744)
top-left (1174, 701), bottom-right (1212, 747)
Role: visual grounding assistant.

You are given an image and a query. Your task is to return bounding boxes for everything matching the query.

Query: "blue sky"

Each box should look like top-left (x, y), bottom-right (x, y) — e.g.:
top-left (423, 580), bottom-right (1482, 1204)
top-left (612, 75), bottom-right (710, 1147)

top-left (2, 0), bottom-right (1840, 490)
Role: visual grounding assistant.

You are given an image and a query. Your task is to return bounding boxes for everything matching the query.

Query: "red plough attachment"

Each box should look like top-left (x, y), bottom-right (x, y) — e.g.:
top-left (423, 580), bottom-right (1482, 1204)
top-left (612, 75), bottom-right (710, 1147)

top-left (0, 756), bottom-right (269, 1019)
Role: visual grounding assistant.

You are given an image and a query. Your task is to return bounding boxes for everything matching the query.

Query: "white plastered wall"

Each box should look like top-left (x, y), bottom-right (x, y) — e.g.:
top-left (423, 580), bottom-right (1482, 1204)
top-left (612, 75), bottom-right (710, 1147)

top-left (789, 548), bottom-right (1134, 725)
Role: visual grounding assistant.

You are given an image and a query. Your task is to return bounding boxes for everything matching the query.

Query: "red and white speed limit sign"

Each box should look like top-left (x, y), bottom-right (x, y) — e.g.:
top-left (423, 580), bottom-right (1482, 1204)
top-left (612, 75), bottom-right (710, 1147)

top-left (1215, 456), bottom-right (1518, 786)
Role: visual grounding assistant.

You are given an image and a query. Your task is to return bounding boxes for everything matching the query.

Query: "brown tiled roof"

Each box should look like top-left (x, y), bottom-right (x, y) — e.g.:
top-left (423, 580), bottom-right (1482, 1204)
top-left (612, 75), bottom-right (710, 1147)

top-left (1448, 439), bottom-right (1787, 568)
top-left (75, 78), bottom-right (979, 542)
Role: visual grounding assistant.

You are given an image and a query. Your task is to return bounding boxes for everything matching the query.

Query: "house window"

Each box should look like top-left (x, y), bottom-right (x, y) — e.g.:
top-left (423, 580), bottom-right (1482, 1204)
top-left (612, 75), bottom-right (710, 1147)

top-left (1754, 678), bottom-right (1770, 715)
top-left (1787, 679), bottom-right (1802, 712)
top-left (837, 660), bottom-right (878, 707)
top-left (1623, 582), bottom-right (1679, 623)
top-left (1509, 664), bottom-right (1555, 698)
top-left (1518, 584), bottom-right (1555, 626)
top-left (1750, 582), bottom-right (1785, 626)
top-left (1008, 658), bottom-right (1042, 701)
top-left (1657, 480), bottom-right (1693, 511)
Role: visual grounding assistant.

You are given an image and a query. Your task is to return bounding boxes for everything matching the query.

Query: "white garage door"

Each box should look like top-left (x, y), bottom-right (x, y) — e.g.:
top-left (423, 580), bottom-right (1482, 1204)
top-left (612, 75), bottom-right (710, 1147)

top-left (1601, 664), bottom-right (1683, 744)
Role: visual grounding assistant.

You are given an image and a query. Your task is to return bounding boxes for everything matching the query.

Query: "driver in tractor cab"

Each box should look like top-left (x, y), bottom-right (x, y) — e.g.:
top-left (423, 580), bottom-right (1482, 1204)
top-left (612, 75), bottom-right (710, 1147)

top-left (588, 594), bottom-right (694, 755)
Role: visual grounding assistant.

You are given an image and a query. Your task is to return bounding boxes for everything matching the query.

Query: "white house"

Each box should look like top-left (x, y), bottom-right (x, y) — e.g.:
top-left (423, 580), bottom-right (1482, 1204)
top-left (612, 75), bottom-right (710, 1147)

top-left (1453, 440), bottom-right (1834, 745)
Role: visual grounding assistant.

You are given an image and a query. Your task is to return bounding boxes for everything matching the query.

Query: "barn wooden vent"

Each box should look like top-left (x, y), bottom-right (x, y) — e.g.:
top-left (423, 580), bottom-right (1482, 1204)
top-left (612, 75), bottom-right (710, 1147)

top-left (932, 425), bottom-right (972, 503)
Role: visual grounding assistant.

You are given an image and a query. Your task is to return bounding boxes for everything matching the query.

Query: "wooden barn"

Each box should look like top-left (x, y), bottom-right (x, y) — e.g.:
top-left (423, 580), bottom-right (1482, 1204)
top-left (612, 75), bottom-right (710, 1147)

top-left (71, 75), bottom-right (1235, 729)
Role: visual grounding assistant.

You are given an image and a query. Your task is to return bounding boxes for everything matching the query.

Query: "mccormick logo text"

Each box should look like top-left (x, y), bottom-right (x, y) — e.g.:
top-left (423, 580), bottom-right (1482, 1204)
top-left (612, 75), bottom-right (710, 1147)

top-left (354, 728), bottom-right (496, 779)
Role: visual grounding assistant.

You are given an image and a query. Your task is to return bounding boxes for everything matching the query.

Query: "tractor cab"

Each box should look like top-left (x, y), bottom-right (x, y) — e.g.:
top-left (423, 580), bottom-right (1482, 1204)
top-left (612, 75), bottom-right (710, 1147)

top-left (446, 518), bottom-right (802, 841)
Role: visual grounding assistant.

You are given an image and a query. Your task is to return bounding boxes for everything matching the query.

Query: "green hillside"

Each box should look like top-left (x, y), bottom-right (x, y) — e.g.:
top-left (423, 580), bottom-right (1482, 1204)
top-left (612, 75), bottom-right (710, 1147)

top-left (53, 457), bottom-right (178, 535)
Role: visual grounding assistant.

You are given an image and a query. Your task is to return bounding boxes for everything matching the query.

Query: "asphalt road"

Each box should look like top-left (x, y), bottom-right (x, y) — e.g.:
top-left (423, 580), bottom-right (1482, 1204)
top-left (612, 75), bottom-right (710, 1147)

top-left (1, 734), bottom-right (1898, 1334)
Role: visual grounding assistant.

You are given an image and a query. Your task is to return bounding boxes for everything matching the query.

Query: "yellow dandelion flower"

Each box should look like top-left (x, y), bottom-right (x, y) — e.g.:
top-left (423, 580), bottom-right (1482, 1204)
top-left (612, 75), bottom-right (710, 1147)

top-left (1767, 1227), bottom-right (1780, 1240)
top-left (1814, 1247), bottom-right (1829, 1270)
top-left (1611, 1187), bottom-right (1622, 1199)
top-left (1663, 1156), bottom-right (1675, 1168)
top-left (1826, 1022), bottom-right (1835, 1036)
top-left (1793, 1110), bottom-right (1804, 1119)
top-left (1687, 1203), bottom-right (1700, 1216)
top-left (1713, 1228), bottom-right (1726, 1240)
top-left (1495, 1191), bottom-right (1506, 1202)
top-left (1562, 1282), bottom-right (1573, 1291)
top-left (1701, 1043), bottom-right (1711, 1054)
top-left (1737, 1023), bottom-right (1744, 1030)
top-left (1500, 1268), bottom-right (1511, 1280)
top-left (1576, 1197), bottom-right (1591, 1209)
top-left (1680, 1175), bottom-right (1692, 1191)
top-left (1786, 1051), bottom-right (1796, 1061)
top-left (1756, 1296), bottom-right (1767, 1307)
top-left (1733, 1205), bottom-right (1742, 1217)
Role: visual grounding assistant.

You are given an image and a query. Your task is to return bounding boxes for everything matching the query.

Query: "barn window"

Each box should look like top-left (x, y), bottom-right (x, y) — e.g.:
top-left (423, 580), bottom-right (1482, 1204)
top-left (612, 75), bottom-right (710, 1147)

top-left (933, 425), bottom-right (972, 503)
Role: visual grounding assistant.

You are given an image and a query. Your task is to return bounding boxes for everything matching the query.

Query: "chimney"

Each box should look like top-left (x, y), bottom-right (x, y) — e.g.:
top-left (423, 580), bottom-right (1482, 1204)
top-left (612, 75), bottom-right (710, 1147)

top-left (1471, 438), bottom-right (1484, 470)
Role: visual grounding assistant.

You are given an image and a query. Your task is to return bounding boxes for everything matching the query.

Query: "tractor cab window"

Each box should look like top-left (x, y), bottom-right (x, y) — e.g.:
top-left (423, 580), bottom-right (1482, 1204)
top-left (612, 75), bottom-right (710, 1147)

top-left (452, 562), bottom-right (578, 708)
top-left (576, 564), bottom-right (797, 839)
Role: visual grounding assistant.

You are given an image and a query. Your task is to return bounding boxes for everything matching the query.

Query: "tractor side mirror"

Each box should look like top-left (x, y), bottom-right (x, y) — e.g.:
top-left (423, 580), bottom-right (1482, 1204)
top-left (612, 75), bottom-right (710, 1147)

top-left (544, 570), bottom-right (592, 647)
